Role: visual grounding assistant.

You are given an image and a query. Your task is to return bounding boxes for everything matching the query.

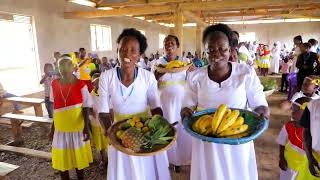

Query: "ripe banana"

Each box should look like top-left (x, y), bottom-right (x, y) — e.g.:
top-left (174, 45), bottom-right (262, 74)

top-left (218, 124), bottom-right (249, 137)
top-left (193, 115), bottom-right (211, 134)
top-left (226, 131), bottom-right (249, 138)
top-left (199, 116), bottom-right (212, 135)
top-left (229, 116), bottom-right (244, 129)
top-left (165, 60), bottom-right (186, 69)
top-left (216, 110), bottom-right (240, 134)
top-left (212, 104), bottom-right (228, 134)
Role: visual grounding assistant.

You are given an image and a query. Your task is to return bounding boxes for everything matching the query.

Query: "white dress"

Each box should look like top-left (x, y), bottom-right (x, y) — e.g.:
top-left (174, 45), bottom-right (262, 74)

top-left (184, 62), bottom-right (268, 180)
top-left (291, 47), bottom-right (301, 73)
top-left (98, 67), bottom-right (171, 180)
top-left (270, 45), bottom-right (281, 73)
top-left (154, 56), bottom-right (192, 166)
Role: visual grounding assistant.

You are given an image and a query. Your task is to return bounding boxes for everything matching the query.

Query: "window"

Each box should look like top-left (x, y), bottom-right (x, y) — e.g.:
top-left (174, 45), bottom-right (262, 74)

top-left (139, 30), bottom-right (145, 35)
top-left (90, 24), bottom-right (112, 51)
top-left (159, 33), bottom-right (166, 49)
top-left (239, 32), bottom-right (256, 42)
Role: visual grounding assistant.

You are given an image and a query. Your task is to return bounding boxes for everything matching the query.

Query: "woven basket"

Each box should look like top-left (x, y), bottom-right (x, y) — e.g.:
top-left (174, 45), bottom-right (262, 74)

top-left (264, 89), bottom-right (275, 97)
top-left (155, 63), bottom-right (193, 73)
top-left (108, 120), bottom-right (177, 156)
top-left (182, 108), bottom-right (269, 145)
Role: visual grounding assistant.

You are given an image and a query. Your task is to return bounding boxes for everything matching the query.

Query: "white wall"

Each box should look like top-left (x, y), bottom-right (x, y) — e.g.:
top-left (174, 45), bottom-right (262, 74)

top-left (183, 22), bottom-right (320, 53)
top-left (0, 0), bottom-right (170, 72)
top-left (230, 22), bottom-right (320, 49)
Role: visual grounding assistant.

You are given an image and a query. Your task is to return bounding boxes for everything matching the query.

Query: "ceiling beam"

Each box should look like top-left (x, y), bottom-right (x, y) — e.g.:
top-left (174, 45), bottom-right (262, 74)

top-left (180, 0), bottom-right (320, 11)
top-left (183, 11), bottom-right (207, 27)
top-left (97, 0), bottom-right (183, 8)
top-left (64, 5), bottom-right (174, 18)
top-left (145, 14), bottom-right (173, 21)
top-left (65, 0), bottom-right (320, 19)
top-left (203, 8), bottom-right (319, 18)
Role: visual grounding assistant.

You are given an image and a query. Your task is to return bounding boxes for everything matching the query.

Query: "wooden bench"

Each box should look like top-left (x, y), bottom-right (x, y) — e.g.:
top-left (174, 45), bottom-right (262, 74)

top-left (3, 97), bottom-right (44, 117)
top-left (0, 161), bottom-right (19, 179)
top-left (0, 113), bottom-right (52, 145)
top-left (0, 145), bottom-right (51, 160)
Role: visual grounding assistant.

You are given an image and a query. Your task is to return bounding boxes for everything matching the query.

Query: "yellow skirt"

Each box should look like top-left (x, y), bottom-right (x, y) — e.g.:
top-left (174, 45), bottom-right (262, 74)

top-left (52, 131), bottom-right (93, 171)
top-left (91, 125), bottom-right (108, 152)
top-left (299, 151), bottom-right (320, 180)
top-left (284, 143), bottom-right (320, 180)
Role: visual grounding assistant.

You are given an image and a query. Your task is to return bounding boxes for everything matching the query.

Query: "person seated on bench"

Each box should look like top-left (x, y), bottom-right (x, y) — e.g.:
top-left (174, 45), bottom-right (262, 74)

top-left (0, 82), bottom-right (23, 114)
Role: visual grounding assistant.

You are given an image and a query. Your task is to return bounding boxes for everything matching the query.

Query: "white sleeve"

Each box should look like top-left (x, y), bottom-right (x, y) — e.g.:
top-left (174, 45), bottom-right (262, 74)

top-left (277, 126), bottom-right (288, 146)
top-left (147, 72), bottom-right (161, 109)
top-left (183, 71), bottom-right (198, 109)
top-left (246, 68), bottom-right (268, 109)
top-left (98, 72), bottom-right (110, 113)
top-left (49, 84), bottom-right (54, 102)
top-left (81, 85), bottom-right (93, 108)
top-left (290, 92), bottom-right (302, 102)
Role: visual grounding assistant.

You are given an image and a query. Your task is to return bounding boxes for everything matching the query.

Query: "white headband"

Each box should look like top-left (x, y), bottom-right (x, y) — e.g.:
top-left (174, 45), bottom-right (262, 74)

top-left (58, 56), bottom-right (73, 64)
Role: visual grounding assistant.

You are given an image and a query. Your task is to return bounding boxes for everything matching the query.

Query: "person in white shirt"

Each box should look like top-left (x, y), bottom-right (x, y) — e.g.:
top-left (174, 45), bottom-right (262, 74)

top-left (291, 35), bottom-right (303, 73)
top-left (270, 41), bottom-right (281, 74)
top-left (181, 23), bottom-right (269, 180)
top-left (98, 28), bottom-right (171, 180)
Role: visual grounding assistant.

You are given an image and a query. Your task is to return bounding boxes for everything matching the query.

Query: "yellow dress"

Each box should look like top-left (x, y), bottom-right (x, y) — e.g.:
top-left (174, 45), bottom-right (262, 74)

top-left (51, 79), bottom-right (93, 171)
top-left (90, 91), bottom-right (108, 152)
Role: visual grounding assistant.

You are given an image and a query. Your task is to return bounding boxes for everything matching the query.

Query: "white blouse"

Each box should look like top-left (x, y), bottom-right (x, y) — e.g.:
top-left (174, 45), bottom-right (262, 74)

top-left (98, 67), bottom-right (160, 115)
top-left (184, 62), bottom-right (268, 110)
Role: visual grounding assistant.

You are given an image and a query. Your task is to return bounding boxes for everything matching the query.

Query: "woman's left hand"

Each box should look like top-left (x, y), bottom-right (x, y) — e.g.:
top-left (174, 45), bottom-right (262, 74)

top-left (83, 127), bottom-right (90, 142)
top-left (188, 65), bottom-right (196, 72)
top-left (254, 106), bottom-right (270, 119)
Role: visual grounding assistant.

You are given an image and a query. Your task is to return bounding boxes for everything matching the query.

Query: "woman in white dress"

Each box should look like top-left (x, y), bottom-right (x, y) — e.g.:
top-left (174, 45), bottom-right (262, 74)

top-left (153, 35), bottom-right (193, 173)
top-left (181, 24), bottom-right (270, 180)
top-left (98, 28), bottom-right (171, 180)
top-left (291, 35), bottom-right (303, 73)
top-left (270, 41), bottom-right (281, 74)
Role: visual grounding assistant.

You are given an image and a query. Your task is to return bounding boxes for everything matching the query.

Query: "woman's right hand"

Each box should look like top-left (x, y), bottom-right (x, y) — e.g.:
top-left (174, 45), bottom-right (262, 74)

top-left (279, 158), bottom-right (288, 171)
top-left (180, 107), bottom-right (193, 121)
top-left (308, 156), bottom-right (320, 177)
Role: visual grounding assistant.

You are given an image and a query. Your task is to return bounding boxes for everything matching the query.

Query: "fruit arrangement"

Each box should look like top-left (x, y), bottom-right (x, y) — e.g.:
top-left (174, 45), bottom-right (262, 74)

top-left (260, 77), bottom-right (277, 91)
top-left (115, 115), bottom-right (175, 153)
top-left (192, 104), bottom-right (250, 138)
top-left (157, 60), bottom-right (191, 69)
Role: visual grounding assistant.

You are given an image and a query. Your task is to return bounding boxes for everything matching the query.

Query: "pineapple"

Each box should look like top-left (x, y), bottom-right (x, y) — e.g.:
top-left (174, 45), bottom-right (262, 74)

top-left (121, 127), bottom-right (144, 152)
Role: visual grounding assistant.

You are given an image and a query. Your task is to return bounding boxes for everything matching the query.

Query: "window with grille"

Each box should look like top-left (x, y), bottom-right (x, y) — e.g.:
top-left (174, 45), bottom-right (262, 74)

top-left (90, 24), bottom-right (112, 51)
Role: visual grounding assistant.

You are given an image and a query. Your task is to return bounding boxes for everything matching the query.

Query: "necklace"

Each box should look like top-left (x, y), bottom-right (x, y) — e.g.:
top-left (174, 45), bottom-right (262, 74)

top-left (59, 78), bottom-right (73, 107)
top-left (294, 127), bottom-right (303, 149)
top-left (117, 67), bottom-right (137, 102)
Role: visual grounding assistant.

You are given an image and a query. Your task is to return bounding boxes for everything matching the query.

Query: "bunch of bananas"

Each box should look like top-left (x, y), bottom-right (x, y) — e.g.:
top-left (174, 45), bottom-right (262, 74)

top-left (192, 104), bottom-right (249, 138)
top-left (165, 60), bottom-right (187, 69)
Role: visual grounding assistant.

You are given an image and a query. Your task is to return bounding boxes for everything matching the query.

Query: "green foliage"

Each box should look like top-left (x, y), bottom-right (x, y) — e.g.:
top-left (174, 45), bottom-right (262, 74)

top-left (260, 77), bottom-right (277, 91)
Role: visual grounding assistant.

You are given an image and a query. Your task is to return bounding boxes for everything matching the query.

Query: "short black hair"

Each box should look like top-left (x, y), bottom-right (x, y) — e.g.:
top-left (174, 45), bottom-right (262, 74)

top-left (164, 35), bottom-right (180, 48)
top-left (308, 38), bottom-right (318, 46)
top-left (79, 48), bottom-right (85, 52)
top-left (233, 31), bottom-right (239, 38)
top-left (202, 23), bottom-right (233, 46)
top-left (294, 35), bottom-right (303, 42)
top-left (117, 28), bottom-right (147, 55)
top-left (302, 42), bottom-right (312, 49)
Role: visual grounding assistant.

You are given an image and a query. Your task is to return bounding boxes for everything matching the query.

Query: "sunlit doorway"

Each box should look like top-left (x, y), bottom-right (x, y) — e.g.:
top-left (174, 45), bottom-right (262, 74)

top-left (0, 13), bottom-right (41, 95)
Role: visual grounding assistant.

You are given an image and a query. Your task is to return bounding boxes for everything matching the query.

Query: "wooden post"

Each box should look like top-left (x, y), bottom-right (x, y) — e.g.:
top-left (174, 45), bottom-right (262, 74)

top-left (196, 24), bottom-right (203, 57)
top-left (34, 104), bottom-right (43, 117)
top-left (174, 5), bottom-right (183, 56)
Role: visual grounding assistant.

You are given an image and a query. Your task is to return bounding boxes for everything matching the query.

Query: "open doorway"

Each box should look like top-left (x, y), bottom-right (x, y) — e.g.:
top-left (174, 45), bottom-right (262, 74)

top-left (0, 13), bottom-right (40, 95)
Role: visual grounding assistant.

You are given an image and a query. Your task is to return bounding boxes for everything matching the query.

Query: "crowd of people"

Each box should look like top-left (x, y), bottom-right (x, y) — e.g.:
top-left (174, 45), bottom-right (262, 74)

top-left (1, 22), bottom-right (320, 180)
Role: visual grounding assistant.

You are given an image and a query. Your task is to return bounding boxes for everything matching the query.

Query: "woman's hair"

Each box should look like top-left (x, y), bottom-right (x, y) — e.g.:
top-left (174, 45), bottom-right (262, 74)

top-left (202, 24), bottom-right (233, 46)
top-left (44, 63), bottom-right (53, 69)
top-left (116, 28), bottom-right (147, 55)
top-left (302, 42), bottom-right (312, 49)
top-left (308, 38), bottom-right (318, 46)
top-left (164, 35), bottom-right (180, 48)
top-left (293, 35), bottom-right (303, 43)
